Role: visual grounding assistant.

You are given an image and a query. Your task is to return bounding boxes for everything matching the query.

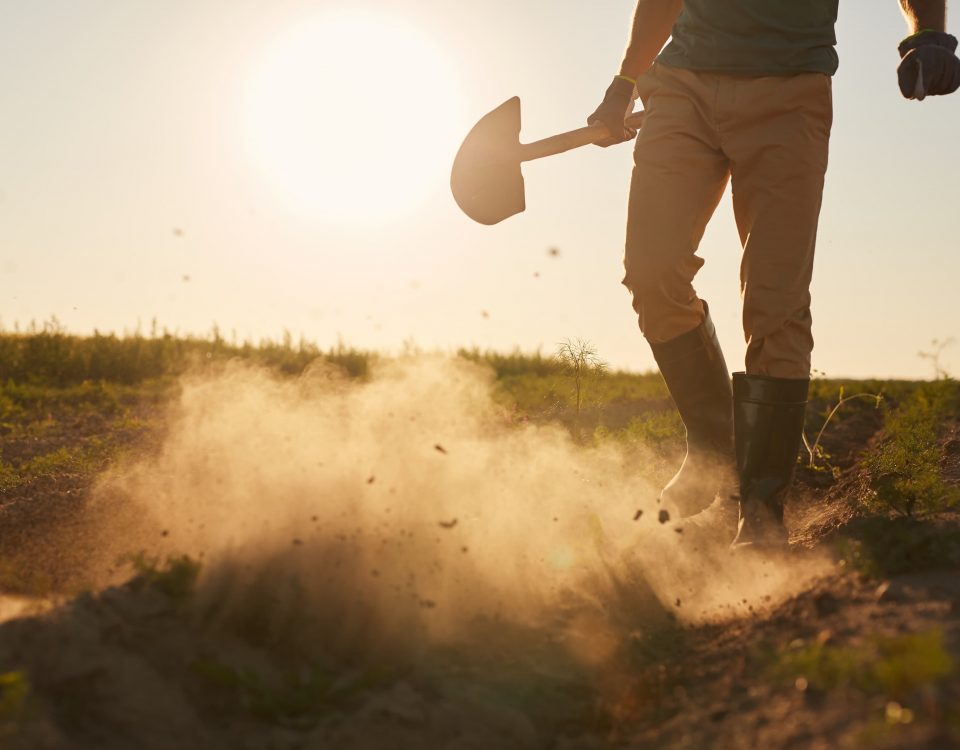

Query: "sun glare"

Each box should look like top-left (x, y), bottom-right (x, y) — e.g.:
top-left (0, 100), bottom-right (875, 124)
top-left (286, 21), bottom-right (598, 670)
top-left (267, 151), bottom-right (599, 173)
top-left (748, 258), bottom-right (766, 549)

top-left (244, 11), bottom-right (462, 223)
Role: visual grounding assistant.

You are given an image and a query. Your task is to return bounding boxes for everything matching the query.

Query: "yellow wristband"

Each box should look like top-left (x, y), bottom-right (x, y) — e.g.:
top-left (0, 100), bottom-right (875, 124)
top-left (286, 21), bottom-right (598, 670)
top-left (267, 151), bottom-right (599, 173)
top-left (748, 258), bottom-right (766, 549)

top-left (615, 74), bottom-right (637, 86)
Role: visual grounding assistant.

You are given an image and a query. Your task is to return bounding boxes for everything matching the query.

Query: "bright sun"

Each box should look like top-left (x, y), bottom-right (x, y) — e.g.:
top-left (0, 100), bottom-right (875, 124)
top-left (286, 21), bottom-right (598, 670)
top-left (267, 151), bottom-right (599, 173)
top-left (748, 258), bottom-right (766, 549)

top-left (244, 11), bottom-right (462, 223)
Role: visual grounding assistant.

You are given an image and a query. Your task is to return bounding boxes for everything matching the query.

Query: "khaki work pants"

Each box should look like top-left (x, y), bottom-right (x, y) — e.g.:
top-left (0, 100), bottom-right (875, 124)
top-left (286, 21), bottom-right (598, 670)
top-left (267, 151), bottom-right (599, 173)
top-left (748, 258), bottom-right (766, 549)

top-left (623, 63), bottom-right (833, 379)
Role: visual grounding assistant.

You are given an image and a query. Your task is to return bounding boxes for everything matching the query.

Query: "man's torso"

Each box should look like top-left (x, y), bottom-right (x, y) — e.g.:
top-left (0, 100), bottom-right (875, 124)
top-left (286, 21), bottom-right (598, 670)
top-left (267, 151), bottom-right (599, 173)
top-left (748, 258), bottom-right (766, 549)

top-left (657, 0), bottom-right (840, 76)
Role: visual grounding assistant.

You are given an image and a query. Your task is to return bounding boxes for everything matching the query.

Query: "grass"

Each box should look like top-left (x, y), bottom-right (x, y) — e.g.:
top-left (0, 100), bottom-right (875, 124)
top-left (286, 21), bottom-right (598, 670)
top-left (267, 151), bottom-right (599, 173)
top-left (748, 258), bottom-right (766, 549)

top-left (192, 658), bottom-right (373, 726)
top-left (0, 439), bottom-right (119, 492)
top-left (126, 553), bottom-right (202, 602)
top-left (772, 629), bottom-right (954, 701)
top-left (836, 516), bottom-right (960, 578)
top-left (0, 671), bottom-right (29, 738)
top-left (0, 324), bottom-right (373, 386)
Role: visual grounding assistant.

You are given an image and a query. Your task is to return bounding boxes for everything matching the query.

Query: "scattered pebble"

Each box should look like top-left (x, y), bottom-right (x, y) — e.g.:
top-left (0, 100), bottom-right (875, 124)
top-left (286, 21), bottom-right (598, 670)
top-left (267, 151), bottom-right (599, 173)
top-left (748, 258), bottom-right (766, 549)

top-left (439, 519), bottom-right (458, 529)
top-left (292, 538), bottom-right (303, 546)
top-left (658, 510), bottom-right (671, 524)
top-left (367, 475), bottom-right (376, 484)
top-left (434, 444), bottom-right (448, 454)
top-left (633, 510), bottom-right (643, 521)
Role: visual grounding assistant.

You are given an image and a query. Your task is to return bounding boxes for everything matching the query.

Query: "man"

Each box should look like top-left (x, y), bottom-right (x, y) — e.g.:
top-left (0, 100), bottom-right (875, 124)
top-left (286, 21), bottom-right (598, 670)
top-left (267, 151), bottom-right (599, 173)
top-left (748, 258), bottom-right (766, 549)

top-left (588, 1), bottom-right (960, 548)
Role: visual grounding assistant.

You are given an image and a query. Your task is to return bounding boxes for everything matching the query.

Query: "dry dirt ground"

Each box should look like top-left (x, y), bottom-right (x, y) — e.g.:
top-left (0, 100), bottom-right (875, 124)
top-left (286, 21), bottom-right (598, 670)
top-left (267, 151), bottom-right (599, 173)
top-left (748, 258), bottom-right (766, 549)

top-left (1, 379), bottom-right (959, 749)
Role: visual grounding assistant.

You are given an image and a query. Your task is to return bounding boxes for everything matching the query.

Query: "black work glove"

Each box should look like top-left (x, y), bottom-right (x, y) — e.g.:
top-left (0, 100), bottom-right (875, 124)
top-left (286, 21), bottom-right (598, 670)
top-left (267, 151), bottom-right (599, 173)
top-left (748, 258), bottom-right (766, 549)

top-left (897, 31), bottom-right (960, 100)
top-left (587, 76), bottom-right (638, 147)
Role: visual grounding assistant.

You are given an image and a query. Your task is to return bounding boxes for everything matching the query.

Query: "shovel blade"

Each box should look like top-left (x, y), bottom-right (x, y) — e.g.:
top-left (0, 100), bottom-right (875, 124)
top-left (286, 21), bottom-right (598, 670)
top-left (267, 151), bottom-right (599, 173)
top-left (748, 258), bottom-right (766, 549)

top-left (450, 97), bottom-right (525, 225)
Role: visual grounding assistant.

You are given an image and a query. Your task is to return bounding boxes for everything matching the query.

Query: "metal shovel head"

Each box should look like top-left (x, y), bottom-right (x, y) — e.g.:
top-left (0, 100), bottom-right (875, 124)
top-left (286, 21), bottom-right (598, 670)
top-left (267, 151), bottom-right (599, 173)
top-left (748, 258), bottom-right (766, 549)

top-left (451, 97), bottom-right (525, 226)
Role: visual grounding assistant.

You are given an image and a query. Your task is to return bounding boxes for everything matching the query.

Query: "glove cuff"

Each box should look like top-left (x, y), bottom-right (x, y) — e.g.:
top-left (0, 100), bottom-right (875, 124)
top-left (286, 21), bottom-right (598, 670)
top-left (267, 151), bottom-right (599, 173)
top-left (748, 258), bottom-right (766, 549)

top-left (899, 30), bottom-right (958, 57)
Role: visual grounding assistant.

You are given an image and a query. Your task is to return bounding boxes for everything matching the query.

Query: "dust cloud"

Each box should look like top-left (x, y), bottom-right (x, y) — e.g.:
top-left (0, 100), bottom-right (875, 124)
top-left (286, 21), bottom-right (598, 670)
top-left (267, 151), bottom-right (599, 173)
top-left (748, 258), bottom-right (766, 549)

top-left (92, 355), bottom-right (829, 666)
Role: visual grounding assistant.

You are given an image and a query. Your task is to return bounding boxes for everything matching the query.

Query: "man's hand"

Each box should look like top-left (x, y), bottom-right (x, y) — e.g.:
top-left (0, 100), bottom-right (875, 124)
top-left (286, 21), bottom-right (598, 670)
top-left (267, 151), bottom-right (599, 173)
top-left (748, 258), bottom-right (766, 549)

top-left (898, 31), bottom-right (960, 99)
top-left (588, 76), bottom-right (639, 147)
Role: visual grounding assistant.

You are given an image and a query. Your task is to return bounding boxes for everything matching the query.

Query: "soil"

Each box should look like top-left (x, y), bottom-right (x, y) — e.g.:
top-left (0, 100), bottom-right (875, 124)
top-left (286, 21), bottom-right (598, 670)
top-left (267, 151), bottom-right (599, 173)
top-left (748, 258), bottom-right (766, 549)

top-left (1, 385), bottom-right (959, 749)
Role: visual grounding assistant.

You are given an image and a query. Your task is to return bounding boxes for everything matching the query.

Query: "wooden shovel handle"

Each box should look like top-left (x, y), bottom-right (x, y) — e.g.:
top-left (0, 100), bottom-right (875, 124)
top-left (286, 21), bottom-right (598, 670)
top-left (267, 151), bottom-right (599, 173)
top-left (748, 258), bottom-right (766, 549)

top-left (518, 111), bottom-right (646, 163)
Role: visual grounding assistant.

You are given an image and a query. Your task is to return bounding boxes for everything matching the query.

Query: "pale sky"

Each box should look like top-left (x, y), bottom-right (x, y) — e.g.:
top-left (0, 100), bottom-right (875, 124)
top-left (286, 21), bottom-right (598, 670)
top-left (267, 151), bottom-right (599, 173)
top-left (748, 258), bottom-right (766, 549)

top-left (1, 1), bottom-right (958, 378)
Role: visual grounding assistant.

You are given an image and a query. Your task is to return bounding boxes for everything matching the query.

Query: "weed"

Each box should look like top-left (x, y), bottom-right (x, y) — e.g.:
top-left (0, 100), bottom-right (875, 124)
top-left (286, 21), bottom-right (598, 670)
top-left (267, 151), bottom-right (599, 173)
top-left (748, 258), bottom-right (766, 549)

top-left (918, 337), bottom-right (955, 380)
top-left (863, 382), bottom-right (960, 517)
top-left (802, 386), bottom-right (883, 474)
top-left (556, 339), bottom-right (607, 418)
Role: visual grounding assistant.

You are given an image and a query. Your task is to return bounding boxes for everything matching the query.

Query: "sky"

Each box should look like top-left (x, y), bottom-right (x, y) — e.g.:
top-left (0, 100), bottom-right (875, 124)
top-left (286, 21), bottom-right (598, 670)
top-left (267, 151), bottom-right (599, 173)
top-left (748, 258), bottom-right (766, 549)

top-left (1, 0), bottom-right (958, 379)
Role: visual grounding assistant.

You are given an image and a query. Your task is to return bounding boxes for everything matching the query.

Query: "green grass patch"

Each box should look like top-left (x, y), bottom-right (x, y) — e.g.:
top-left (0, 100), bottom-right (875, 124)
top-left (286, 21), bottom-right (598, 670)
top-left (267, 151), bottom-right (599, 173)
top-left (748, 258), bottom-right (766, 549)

top-left (0, 670), bottom-right (29, 737)
top-left (192, 658), bottom-right (372, 725)
top-left (772, 629), bottom-right (954, 701)
top-left (836, 516), bottom-right (960, 578)
top-left (0, 438), bottom-right (119, 492)
top-left (126, 553), bottom-right (202, 602)
top-left (607, 410), bottom-right (684, 451)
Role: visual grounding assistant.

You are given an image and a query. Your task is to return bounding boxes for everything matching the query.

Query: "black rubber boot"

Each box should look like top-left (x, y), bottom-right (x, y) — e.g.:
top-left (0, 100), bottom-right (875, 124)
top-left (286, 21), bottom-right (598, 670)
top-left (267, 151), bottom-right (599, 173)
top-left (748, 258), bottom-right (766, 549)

top-left (650, 302), bottom-right (735, 518)
top-left (730, 373), bottom-right (810, 549)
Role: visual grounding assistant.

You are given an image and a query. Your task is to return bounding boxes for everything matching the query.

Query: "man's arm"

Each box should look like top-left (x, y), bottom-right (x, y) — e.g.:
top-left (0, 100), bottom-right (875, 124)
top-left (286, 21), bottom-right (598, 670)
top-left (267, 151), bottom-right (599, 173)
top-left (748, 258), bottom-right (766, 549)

top-left (617, 0), bottom-right (684, 80)
top-left (896, 0), bottom-right (960, 99)
top-left (588, 0), bottom-right (683, 145)
top-left (899, 0), bottom-right (946, 33)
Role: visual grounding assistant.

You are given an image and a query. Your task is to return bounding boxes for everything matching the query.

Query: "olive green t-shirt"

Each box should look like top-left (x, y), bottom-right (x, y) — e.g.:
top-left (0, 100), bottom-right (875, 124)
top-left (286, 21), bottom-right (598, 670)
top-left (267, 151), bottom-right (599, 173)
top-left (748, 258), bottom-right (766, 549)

top-left (657, 0), bottom-right (840, 76)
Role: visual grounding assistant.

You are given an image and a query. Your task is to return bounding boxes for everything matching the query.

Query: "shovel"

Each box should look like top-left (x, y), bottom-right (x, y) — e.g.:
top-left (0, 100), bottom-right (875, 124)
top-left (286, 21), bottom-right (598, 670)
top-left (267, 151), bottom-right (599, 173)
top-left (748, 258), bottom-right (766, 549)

top-left (450, 97), bottom-right (646, 225)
